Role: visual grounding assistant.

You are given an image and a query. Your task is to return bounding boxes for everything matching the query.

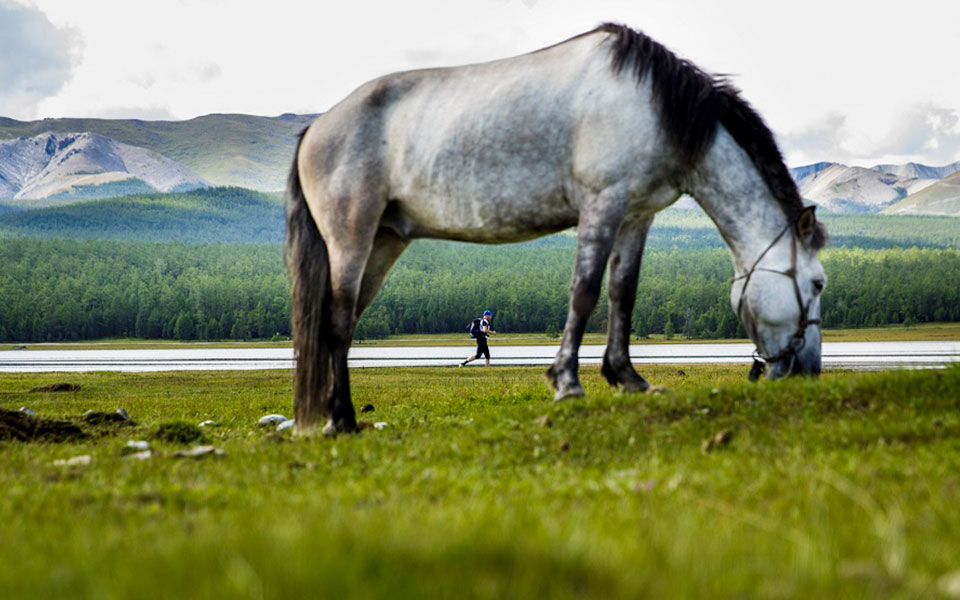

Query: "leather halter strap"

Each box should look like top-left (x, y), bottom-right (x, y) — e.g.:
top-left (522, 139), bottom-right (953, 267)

top-left (732, 220), bottom-right (822, 379)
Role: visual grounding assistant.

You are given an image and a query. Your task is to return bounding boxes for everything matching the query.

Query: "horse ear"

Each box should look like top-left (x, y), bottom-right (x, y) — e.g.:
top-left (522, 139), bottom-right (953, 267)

top-left (795, 206), bottom-right (817, 244)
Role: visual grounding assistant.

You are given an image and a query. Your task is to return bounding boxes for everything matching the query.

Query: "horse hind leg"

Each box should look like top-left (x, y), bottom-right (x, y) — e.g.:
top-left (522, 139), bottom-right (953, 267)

top-left (601, 216), bottom-right (653, 393)
top-left (321, 221), bottom-right (388, 435)
top-left (355, 227), bottom-right (410, 319)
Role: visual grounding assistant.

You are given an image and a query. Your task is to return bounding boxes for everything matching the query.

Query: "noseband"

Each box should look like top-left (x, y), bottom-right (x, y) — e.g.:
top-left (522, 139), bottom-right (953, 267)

top-left (732, 220), bottom-right (821, 380)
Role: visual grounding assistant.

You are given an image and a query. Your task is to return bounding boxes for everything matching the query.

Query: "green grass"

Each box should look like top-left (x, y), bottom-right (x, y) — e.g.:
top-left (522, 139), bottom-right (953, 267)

top-left (2, 364), bottom-right (960, 598)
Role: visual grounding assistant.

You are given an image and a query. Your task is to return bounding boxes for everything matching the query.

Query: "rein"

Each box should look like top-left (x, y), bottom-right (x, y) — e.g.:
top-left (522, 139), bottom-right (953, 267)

top-left (732, 220), bottom-right (821, 380)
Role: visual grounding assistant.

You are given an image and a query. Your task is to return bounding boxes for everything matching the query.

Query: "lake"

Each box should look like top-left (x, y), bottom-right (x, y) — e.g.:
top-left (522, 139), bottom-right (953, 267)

top-left (0, 341), bottom-right (957, 372)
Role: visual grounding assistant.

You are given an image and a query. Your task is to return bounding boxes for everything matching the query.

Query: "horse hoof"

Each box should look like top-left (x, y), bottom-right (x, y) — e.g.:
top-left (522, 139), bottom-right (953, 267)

top-left (621, 379), bottom-right (651, 394)
top-left (553, 385), bottom-right (585, 402)
top-left (322, 418), bottom-right (359, 436)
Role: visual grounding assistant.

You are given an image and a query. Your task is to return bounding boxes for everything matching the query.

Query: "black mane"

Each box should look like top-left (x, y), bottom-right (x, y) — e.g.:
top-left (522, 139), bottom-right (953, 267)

top-left (595, 23), bottom-right (825, 248)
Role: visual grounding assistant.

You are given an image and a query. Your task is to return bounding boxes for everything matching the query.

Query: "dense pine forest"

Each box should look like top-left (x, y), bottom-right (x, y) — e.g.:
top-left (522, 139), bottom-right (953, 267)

top-left (1, 238), bottom-right (957, 342)
top-left (1, 188), bottom-right (958, 342)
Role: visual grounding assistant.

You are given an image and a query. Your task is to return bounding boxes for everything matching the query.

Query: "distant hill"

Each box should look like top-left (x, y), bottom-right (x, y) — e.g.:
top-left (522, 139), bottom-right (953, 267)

top-left (0, 113), bottom-right (317, 191)
top-left (0, 187), bottom-right (284, 243)
top-left (2, 186), bottom-right (959, 249)
top-left (0, 132), bottom-right (206, 204)
top-left (871, 161), bottom-right (960, 180)
top-left (790, 161), bottom-right (954, 213)
top-left (883, 170), bottom-right (960, 216)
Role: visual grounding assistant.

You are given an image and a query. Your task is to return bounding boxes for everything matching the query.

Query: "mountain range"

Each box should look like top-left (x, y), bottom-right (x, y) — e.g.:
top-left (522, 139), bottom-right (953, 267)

top-left (1, 113), bottom-right (958, 215)
top-left (0, 113), bottom-right (316, 194)
top-left (883, 169), bottom-right (960, 216)
top-left (790, 161), bottom-right (960, 215)
top-left (0, 132), bottom-right (206, 203)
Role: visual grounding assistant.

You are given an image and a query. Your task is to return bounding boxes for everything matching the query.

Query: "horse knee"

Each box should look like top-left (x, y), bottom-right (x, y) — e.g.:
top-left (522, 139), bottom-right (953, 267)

top-left (328, 304), bottom-right (357, 346)
top-left (571, 281), bottom-right (602, 315)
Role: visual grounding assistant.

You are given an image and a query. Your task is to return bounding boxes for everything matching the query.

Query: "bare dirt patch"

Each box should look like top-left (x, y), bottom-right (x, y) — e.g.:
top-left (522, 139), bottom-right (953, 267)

top-left (29, 383), bottom-right (81, 393)
top-left (0, 409), bottom-right (87, 442)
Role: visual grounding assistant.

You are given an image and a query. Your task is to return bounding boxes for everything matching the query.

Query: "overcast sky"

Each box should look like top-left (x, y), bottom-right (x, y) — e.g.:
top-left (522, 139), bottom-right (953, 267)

top-left (3, 0), bottom-right (959, 167)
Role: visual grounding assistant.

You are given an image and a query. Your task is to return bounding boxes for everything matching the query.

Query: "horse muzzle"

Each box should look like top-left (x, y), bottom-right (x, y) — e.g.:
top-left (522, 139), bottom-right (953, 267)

top-left (764, 342), bottom-right (822, 379)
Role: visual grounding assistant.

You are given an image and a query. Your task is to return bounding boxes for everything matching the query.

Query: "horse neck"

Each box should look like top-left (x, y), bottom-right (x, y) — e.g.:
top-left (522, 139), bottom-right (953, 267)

top-left (687, 128), bottom-right (791, 273)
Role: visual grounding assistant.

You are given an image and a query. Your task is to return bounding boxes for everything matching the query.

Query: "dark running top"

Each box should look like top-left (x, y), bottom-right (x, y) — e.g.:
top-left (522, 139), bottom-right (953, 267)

top-left (476, 318), bottom-right (490, 341)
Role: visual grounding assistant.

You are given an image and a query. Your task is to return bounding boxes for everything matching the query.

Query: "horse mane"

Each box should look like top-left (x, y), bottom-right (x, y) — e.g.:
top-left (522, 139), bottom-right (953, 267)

top-left (594, 23), bottom-right (826, 248)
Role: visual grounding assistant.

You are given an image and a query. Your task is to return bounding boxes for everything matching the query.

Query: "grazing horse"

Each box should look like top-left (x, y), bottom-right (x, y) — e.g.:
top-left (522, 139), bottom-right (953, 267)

top-left (287, 23), bottom-right (828, 434)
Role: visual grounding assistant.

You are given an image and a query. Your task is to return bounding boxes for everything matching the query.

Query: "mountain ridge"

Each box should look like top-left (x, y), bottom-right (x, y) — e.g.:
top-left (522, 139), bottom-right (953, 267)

top-left (791, 160), bottom-right (959, 214)
top-left (0, 113), bottom-right (318, 191)
top-left (883, 170), bottom-right (960, 216)
top-left (0, 132), bottom-right (206, 204)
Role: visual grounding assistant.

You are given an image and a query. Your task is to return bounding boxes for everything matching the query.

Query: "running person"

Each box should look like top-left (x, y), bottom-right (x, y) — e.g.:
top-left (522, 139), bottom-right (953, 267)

top-left (460, 310), bottom-right (496, 367)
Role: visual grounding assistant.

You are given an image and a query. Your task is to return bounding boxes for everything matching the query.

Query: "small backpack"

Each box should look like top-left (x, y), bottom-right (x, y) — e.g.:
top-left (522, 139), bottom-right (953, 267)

top-left (468, 318), bottom-right (483, 338)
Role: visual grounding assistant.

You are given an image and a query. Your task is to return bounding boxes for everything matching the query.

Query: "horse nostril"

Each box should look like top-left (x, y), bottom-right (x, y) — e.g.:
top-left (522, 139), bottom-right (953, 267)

top-left (813, 279), bottom-right (825, 293)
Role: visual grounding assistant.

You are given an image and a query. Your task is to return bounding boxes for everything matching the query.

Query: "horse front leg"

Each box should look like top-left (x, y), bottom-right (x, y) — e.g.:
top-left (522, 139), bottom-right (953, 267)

top-left (601, 215), bottom-right (653, 393)
top-left (548, 190), bottom-right (628, 401)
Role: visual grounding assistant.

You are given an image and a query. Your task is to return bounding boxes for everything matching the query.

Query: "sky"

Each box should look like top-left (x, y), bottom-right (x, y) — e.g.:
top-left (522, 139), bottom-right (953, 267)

top-left (2, 0), bottom-right (959, 167)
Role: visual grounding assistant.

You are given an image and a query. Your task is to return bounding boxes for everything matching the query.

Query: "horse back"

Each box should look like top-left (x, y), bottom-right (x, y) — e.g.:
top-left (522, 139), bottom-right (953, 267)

top-left (298, 32), bottom-right (675, 243)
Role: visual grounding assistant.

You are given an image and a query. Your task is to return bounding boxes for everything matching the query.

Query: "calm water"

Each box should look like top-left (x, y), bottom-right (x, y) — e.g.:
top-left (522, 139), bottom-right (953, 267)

top-left (0, 341), bottom-right (957, 372)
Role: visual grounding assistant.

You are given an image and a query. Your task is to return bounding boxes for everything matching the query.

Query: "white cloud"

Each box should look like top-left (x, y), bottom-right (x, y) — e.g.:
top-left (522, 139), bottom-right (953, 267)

top-left (873, 104), bottom-right (960, 166)
top-left (0, 1), bottom-right (81, 119)
top-left (16, 0), bottom-right (960, 165)
top-left (87, 105), bottom-right (178, 120)
top-left (781, 104), bottom-right (960, 168)
top-left (780, 113), bottom-right (852, 166)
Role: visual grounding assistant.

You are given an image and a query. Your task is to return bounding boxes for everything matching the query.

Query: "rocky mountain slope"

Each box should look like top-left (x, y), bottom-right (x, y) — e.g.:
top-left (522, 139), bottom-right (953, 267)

top-left (0, 132), bottom-right (207, 203)
top-left (870, 162), bottom-right (960, 181)
top-left (883, 170), bottom-right (960, 216)
top-left (791, 161), bottom-right (959, 213)
top-left (0, 113), bottom-right (317, 191)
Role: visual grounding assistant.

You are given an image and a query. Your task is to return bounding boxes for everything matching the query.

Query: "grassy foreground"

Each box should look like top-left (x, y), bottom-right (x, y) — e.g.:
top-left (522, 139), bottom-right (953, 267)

top-left (2, 364), bottom-right (960, 598)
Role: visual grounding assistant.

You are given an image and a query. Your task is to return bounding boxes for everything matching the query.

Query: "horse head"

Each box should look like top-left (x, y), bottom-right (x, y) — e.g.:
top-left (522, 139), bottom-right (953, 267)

top-left (732, 207), bottom-right (827, 378)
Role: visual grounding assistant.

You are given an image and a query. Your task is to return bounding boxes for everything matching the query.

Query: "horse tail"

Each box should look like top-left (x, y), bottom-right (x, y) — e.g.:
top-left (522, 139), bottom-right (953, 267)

top-left (285, 127), bottom-right (332, 428)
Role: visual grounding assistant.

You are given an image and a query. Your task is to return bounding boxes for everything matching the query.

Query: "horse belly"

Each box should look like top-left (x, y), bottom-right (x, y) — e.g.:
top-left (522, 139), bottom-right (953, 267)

top-left (394, 178), bottom-right (578, 243)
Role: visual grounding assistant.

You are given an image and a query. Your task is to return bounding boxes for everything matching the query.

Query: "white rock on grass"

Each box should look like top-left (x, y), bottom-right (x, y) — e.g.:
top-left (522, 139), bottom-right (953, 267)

top-left (173, 445), bottom-right (225, 459)
top-left (940, 569), bottom-right (960, 598)
top-left (116, 408), bottom-right (131, 421)
top-left (276, 419), bottom-right (295, 432)
top-left (373, 422), bottom-right (388, 431)
top-left (18, 406), bottom-right (36, 416)
top-left (52, 455), bottom-right (92, 467)
top-left (125, 440), bottom-right (150, 451)
top-left (124, 451), bottom-right (153, 461)
top-left (258, 414), bottom-right (288, 426)
top-left (198, 420), bottom-right (219, 427)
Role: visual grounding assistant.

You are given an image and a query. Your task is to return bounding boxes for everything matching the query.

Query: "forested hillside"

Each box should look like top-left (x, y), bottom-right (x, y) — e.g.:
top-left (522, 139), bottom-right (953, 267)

top-left (3, 195), bottom-right (960, 249)
top-left (648, 210), bottom-right (960, 249)
top-left (0, 187), bottom-right (283, 243)
top-left (1, 239), bottom-right (957, 342)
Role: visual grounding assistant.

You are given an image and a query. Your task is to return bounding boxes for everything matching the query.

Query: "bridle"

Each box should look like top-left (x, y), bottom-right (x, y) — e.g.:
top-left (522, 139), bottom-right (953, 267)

top-left (732, 220), bottom-right (822, 380)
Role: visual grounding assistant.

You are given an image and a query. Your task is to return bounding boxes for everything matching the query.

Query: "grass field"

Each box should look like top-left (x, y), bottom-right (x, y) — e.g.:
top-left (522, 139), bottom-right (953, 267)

top-left (3, 321), bottom-right (960, 350)
top-left (2, 364), bottom-right (960, 598)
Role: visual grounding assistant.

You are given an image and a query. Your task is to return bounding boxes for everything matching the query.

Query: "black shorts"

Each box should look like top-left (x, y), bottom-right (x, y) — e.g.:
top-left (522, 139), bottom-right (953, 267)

top-left (474, 337), bottom-right (490, 360)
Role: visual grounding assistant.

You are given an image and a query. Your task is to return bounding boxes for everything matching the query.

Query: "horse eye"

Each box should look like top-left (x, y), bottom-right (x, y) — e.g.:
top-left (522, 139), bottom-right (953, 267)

top-left (813, 279), bottom-right (825, 294)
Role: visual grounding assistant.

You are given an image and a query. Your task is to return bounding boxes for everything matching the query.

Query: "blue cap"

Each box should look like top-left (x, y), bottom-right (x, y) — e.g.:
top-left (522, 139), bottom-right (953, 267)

top-left (483, 310), bottom-right (492, 316)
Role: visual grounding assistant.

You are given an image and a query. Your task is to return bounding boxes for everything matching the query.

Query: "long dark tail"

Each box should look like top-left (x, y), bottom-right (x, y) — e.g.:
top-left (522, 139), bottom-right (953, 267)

top-left (286, 129), bottom-right (332, 428)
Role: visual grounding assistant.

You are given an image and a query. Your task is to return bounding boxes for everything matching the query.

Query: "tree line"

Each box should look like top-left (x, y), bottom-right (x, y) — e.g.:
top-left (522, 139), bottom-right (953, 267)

top-left (4, 188), bottom-right (960, 251)
top-left (1, 239), bottom-right (958, 343)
